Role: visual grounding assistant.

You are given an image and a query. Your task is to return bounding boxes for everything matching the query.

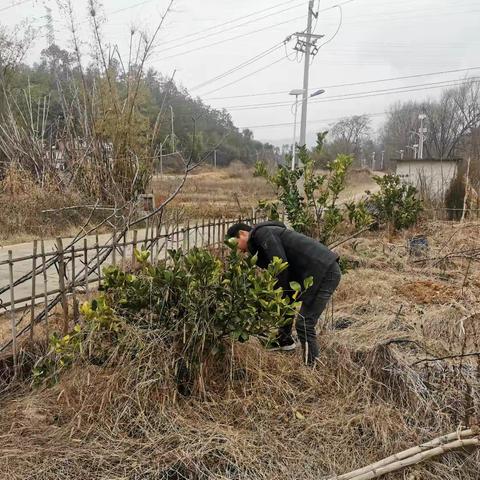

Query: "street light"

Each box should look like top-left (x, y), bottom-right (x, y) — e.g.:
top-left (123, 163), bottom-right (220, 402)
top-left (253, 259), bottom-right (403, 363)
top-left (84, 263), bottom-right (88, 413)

top-left (289, 88), bottom-right (326, 170)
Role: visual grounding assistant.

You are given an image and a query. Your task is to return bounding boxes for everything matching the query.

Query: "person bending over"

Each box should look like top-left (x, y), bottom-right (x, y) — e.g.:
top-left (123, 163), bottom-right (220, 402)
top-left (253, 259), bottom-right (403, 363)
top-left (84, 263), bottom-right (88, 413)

top-left (226, 221), bottom-right (341, 366)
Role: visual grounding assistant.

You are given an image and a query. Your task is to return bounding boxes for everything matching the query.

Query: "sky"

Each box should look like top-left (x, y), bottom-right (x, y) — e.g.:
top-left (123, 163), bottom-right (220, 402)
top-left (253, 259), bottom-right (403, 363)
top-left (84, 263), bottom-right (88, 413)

top-left (2, 0), bottom-right (480, 146)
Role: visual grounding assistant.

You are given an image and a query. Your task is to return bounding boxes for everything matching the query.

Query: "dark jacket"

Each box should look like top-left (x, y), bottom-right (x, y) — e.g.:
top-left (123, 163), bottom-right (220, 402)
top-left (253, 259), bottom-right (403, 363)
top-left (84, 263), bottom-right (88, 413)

top-left (247, 221), bottom-right (339, 297)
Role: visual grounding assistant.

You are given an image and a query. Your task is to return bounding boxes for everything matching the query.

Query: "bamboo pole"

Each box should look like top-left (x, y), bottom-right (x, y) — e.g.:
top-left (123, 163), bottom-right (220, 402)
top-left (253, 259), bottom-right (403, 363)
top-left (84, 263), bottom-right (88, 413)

top-left (8, 250), bottom-right (17, 374)
top-left (144, 217), bottom-right (150, 250)
top-left (29, 240), bottom-right (37, 340)
top-left (164, 223), bottom-right (169, 261)
top-left (112, 226), bottom-right (117, 266)
top-left (346, 438), bottom-right (479, 480)
top-left (194, 220), bottom-right (199, 247)
top-left (83, 239), bottom-right (89, 299)
top-left (132, 229), bottom-right (138, 267)
top-left (334, 429), bottom-right (477, 480)
top-left (40, 239), bottom-right (49, 339)
top-left (186, 220), bottom-right (190, 251)
top-left (56, 238), bottom-right (69, 335)
top-left (71, 245), bottom-right (79, 323)
top-left (95, 231), bottom-right (101, 287)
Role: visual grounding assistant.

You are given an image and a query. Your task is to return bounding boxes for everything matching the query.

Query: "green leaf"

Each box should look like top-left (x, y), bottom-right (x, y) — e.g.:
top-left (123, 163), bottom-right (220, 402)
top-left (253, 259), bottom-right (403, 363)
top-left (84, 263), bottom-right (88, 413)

top-left (303, 276), bottom-right (314, 290)
top-left (289, 281), bottom-right (301, 292)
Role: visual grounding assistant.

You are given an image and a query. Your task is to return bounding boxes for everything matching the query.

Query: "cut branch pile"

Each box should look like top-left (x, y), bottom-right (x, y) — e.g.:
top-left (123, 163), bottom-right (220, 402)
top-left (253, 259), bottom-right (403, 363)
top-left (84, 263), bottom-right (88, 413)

top-left (329, 429), bottom-right (479, 480)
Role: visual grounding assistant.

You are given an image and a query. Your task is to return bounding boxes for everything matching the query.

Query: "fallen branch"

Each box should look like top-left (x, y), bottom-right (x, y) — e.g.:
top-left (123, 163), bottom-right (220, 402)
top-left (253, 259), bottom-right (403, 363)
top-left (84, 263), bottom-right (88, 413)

top-left (411, 351), bottom-right (480, 366)
top-left (331, 429), bottom-right (478, 480)
top-left (329, 223), bottom-right (377, 249)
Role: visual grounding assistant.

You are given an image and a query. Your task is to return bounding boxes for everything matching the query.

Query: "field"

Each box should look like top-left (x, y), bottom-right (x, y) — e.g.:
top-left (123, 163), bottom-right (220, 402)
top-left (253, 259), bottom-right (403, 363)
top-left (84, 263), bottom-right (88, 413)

top-left (0, 163), bottom-right (379, 245)
top-left (1, 218), bottom-right (479, 479)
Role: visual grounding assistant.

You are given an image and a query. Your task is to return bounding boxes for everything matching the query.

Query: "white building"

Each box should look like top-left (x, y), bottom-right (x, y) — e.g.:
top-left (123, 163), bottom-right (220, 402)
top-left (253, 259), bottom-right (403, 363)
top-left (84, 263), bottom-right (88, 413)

top-left (396, 158), bottom-right (462, 200)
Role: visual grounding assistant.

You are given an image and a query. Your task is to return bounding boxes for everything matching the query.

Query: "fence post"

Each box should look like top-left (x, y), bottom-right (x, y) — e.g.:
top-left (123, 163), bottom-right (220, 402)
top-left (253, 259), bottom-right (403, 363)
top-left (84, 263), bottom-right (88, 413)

top-left (8, 250), bottom-right (17, 375)
top-left (30, 240), bottom-right (37, 340)
top-left (207, 218), bottom-right (211, 247)
top-left (56, 238), bottom-right (69, 335)
top-left (164, 223), bottom-right (169, 261)
top-left (144, 217), bottom-right (150, 250)
top-left (95, 231), bottom-right (101, 288)
top-left (83, 238), bottom-right (89, 300)
top-left (41, 239), bottom-right (49, 340)
top-left (176, 219), bottom-right (181, 250)
top-left (71, 245), bottom-right (79, 324)
top-left (112, 226), bottom-right (117, 266)
top-left (194, 220), bottom-right (199, 247)
top-left (132, 230), bottom-right (138, 267)
top-left (186, 220), bottom-right (190, 251)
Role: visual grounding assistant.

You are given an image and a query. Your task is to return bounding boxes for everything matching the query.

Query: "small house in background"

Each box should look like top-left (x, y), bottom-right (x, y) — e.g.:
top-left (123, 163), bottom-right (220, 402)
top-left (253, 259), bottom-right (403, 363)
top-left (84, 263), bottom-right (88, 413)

top-left (395, 158), bottom-right (463, 200)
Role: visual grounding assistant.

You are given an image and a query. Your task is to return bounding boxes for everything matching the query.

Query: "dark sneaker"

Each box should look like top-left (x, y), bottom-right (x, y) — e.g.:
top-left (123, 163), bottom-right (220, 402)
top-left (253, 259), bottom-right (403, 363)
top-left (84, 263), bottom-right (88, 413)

top-left (264, 335), bottom-right (296, 352)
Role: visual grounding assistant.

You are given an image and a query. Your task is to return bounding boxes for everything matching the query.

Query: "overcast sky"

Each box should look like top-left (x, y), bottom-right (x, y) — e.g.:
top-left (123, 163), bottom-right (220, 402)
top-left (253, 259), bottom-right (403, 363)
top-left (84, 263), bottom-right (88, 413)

top-left (2, 0), bottom-right (480, 146)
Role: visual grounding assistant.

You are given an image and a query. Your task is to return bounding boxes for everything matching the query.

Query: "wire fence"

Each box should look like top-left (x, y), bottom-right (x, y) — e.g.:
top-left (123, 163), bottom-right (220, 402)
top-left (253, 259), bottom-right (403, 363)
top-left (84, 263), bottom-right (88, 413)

top-left (0, 212), bottom-right (265, 363)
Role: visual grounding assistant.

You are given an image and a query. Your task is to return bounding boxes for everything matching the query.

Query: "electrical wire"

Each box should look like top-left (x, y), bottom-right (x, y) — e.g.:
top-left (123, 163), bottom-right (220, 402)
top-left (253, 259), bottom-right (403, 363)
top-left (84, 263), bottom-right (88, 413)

top-left (157, 15), bottom-right (305, 62)
top-left (222, 78), bottom-right (480, 111)
top-left (203, 66), bottom-right (480, 101)
top-left (238, 111), bottom-right (388, 130)
top-left (190, 41), bottom-right (286, 91)
top-left (161, 0), bottom-right (304, 46)
top-left (201, 57), bottom-right (287, 97)
top-left (158, 1), bottom-right (305, 53)
top-left (0, 0), bottom-right (31, 12)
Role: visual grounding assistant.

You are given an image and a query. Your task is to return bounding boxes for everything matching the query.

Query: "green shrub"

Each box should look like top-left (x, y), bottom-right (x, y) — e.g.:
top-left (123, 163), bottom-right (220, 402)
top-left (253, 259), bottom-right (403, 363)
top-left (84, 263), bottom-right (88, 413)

top-left (369, 174), bottom-right (423, 231)
top-left (255, 139), bottom-right (353, 243)
top-left (33, 244), bottom-right (310, 388)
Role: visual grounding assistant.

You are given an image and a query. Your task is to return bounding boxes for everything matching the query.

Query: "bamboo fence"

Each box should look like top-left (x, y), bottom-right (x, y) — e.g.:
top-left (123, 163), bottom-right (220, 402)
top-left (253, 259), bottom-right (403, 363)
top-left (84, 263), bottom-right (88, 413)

top-left (0, 211), bottom-right (263, 359)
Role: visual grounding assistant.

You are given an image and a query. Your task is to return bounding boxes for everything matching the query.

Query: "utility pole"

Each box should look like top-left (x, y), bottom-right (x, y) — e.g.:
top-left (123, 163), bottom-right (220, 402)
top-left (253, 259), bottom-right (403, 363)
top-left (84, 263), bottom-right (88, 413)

top-left (293, 1), bottom-right (324, 148)
top-left (213, 149), bottom-right (217, 168)
top-left (381, 150), bottom-right (385, 170)
top-left (371, 152), bottom-right (376, 171)
top-left (418, 113), bottom-right (427, 159)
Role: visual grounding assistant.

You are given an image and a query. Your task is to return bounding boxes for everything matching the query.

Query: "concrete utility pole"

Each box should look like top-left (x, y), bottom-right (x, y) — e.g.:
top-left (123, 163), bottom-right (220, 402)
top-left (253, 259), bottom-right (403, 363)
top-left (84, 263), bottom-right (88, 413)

top-left (293, 1), bottom-right (324, 148)
top-left (381, 150), bottom-right (385, 170)
top-left (213, 149), bottom-right (217, 168)
top-left (418, 113), bottom-right (427, 159)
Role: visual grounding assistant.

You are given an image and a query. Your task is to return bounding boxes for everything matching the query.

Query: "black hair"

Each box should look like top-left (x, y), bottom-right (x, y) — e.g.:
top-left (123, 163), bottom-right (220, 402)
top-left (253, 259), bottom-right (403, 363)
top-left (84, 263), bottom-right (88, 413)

top-left (226, 223), bottom-right (252, 239)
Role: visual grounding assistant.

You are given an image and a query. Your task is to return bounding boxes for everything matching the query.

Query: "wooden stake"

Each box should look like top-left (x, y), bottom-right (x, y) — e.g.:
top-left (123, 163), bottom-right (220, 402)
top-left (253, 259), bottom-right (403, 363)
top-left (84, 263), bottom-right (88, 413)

top-left (95, 231), bottom-right (101, 287)
top-left (56, 238), bottom-right (69, 335)
top-left (41, 239), bottom-right (49, 339)
top-left (29, 240), bottom-right (37, 340)
top-left (112, 226), bottom-right (117, 266)
top-left (83, 238), bottom-right (89, 299)
top-left (8, 250), bottom-right (17, 374)
top-left (132, 229), bottom-right (138, 267)
top-left (71, 245), bottom-right (79, 324)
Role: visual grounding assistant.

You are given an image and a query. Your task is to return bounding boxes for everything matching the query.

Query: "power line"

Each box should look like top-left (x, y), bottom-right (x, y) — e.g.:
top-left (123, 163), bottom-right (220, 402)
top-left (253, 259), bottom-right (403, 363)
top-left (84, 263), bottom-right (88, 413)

top-left (224, 78), bottom-right (480, 111)
top-left (0, 0), bottom-right (31, 12)
top-left (201, 57), bottom-right (288, 97)
top-left (158, 0), bottom-right (356, 62)
top-left (203, 66), bottom-right (480, 101)
top-left (158, 15), bottom-right (305, 62)
top-left (158, 1), bottom-right (305, 53)
top-left (161, 0), bottom-right (303, 46)
top-left (239, 111), bottom-right (388, 130)
top-left (190, 41), bottom-right (286, 92)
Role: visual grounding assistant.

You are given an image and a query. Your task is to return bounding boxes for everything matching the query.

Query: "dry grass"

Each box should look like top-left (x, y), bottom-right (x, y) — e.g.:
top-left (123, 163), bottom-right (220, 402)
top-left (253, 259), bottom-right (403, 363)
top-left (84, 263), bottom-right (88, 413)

top-left (0, 167), bottom-right (102, 245)
top-left (151, 162), bottom-right (276, 220)
top-left (0, 220), bottom-right (479, 479)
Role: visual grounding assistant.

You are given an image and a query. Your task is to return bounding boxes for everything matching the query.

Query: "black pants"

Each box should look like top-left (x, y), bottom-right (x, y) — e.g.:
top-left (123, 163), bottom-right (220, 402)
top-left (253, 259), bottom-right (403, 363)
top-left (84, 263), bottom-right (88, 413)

top-left (279, 261), bottom-right (342, 365)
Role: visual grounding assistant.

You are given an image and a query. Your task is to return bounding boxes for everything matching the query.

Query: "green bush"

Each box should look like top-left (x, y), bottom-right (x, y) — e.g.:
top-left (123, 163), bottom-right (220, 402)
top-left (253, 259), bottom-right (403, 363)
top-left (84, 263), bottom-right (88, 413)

top-left (369, 174), bottom-right (423, 231)
top-left (34, 244), bottom-right (309, 388)
top-left (255, 138), bottom-right (354, 243)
